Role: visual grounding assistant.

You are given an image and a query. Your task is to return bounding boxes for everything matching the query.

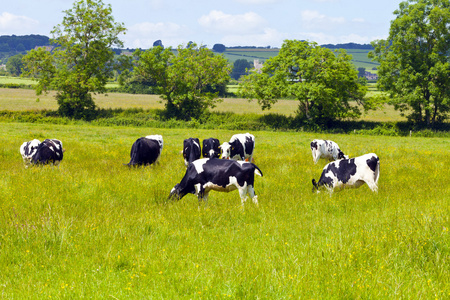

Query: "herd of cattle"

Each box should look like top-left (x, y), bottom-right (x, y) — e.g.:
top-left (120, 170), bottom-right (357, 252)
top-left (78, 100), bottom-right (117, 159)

top-left (20, 133), bottom-right (380, 205)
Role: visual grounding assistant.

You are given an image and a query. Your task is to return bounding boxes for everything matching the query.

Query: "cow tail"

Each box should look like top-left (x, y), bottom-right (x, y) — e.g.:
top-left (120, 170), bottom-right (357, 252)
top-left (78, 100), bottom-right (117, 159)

top-left (252, 164), bottom-right (263, 177)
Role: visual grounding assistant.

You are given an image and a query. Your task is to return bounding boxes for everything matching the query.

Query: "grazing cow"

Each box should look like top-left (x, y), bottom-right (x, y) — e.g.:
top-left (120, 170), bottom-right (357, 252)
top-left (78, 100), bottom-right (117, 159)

top-left (126, 135), bottom-right (163, 166)
top-left (312, 153), bottom-right (380, 193)
top-left (183, 138), bottom-right (201, 167)
top-left (220, 133), bottom-right (255, 161)
top-left (310, 139), bottom-right (348, 164)
top-left (20, 139), bottom-right (41, 167)
top-left (169, 158), bottom-right (263, 206)
top-left (202, 138), bottom-right (220, 159)
top-left (31, 139), bottom-right (65, 166)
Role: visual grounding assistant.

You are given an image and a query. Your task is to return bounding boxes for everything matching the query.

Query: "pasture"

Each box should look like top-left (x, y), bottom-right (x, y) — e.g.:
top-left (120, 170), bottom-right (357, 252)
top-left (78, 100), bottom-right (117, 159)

top-left (1, 122), bottom-right (449, 298)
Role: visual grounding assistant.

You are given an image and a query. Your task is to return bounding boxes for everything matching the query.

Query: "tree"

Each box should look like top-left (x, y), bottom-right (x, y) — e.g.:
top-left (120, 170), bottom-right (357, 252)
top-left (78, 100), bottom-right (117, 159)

top-left (153, 40), bottom-right (164, 48)
top-left (239, 40), bottom-right (370, 126)
top-left (131, 43), bottom-right (231, 120)
top-left (231, 59), bottom-right (252, 80)
top-left (22, 0), bottom-right (126, 119)
top-left (358, 67), bottom-right (366, 78)
top-left (6, 54), bottom-right (24, 76)
top-left (212, 44), bottom-right (226, 53)
top-left (370, 0), bottom-right (450, 126)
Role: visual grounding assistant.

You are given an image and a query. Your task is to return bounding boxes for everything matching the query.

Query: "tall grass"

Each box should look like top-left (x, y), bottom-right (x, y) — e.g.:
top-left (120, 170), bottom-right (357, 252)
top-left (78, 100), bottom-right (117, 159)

top-left (0, 122), bottom-right (449, 298)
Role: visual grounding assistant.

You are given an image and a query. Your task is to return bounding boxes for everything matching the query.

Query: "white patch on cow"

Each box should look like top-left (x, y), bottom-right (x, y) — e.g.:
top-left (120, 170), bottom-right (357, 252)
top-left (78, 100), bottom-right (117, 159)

top-left (194, 183), bottom-right (202, 195)
top-left (145, 135), bottom-right (164, 149)
top-left (208, 149), bottom-right (215, 157)
top-left (219, 142), bottom-right (231, 159)
top-left (193, 140), bottom-right (200, 149)
top-left (192, 158), bottom-right (208, 174)
top-left (20, 139), bottom-right (41, 167)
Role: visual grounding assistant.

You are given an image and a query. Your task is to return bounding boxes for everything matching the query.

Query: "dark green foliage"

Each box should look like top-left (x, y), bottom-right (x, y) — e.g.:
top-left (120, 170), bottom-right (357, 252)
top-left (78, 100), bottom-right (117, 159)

top-left (0, 109), bottom-right (448, 137)
top-left (231, 59), bottom-right (252, 80)
top-left (0, 35), bottom-right (50, 52)
top-left (6, 54), bottom-right (24, 76)
top-left (370, 0), bottom-right (450, 126)
top-left (212, 44), bottom-right (226, 52)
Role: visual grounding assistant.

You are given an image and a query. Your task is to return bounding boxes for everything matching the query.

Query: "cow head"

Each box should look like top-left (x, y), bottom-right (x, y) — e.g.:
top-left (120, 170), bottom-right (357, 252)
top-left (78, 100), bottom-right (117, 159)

top-left (219, 142), bottom-right (232, 159)
top-left (312, 179), bottom-right (319, 192)
top-left (338, 151), bottom-right (348, 160)
top-left (169, 183), bottom-right (190, 200)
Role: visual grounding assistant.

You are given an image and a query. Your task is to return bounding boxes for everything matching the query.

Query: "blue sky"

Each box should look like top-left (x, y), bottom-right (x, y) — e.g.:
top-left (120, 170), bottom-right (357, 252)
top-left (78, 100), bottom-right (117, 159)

top-left (1, 0), bottom-right (402, 48)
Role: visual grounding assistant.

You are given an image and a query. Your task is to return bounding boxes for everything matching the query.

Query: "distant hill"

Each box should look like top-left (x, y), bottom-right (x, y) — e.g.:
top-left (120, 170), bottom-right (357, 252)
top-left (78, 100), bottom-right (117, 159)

top-left (0, 35), bottom-right (50, 52)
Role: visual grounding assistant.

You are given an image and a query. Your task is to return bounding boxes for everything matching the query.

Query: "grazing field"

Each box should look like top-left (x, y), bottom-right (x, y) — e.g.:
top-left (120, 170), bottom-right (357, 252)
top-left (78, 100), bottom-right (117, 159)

top-left (1, 122), bottom-right (449, 298)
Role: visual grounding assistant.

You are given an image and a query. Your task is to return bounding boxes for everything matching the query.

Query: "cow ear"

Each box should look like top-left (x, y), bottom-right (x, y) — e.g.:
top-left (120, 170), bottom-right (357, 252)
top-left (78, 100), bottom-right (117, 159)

top-left (232, 147), bottom-right (235, 150)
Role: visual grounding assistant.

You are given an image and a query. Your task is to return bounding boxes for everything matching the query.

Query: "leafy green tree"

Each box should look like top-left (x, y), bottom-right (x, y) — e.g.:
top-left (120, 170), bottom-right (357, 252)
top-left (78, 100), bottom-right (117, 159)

top-left (370, 0), bottom-right (450, 126)
top-left (22, 0), bottom-right (126, 119)
top-left (358, 67), bottom-right (366, 78)
top-left (231, 59), bottom-right (252, 80)
top-left (239, 40), bottom-right (370, 126)
top-left (131, 43), bottom-right (231, 120)
top-left (6, 54), bottom-right (24, 76)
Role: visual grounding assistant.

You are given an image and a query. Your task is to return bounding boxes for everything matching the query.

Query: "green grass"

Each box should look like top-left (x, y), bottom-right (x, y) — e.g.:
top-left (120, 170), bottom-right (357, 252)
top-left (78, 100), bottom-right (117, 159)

top-left (1, 122), bottom-right (449, 298)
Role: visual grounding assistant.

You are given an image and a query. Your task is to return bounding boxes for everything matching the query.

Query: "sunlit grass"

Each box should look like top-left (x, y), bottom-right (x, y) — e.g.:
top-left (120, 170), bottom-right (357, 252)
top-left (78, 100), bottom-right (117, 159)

top-left (0, 123), bottom-right (449, 298)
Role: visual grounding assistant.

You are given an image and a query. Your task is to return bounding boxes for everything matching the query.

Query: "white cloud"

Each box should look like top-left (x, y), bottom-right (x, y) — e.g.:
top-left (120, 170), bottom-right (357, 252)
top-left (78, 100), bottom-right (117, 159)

top-left (198, 10), bottom-right (267, 34)
top-left (126, 21), bottom-right (191, 48)
top-left (300, 10), bottom-right (345, 30)
top-left (0, 12), bottom-right (39, 34)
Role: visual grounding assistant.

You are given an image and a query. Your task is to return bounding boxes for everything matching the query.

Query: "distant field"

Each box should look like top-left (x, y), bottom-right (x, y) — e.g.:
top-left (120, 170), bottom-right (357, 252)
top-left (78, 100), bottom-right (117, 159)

top-left (0, 87), bottom-right (407, 122)
top-left (221, 48), bottom-right (379, 70)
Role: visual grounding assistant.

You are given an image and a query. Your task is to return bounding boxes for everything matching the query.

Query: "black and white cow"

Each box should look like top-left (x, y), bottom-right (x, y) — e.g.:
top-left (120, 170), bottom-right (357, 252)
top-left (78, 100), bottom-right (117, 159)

top-left (31, 139), bottom-right (65, 166)
top-left (312, 153), bottom-right (380, 193)
top-left (20, 139), bottom-right (41, 167)
top-left (310, 139), bottom-right (348, 164)
top-left (220, 133), bottom-right (255, 161)
top-left (183, 138), bottom-right (201, 167)
top-left (169, 158), bottom-right (263, 206)
top-left (126, 135), bottom-right (163, 166)
top-left (202, 138), bottom-right (220, 159)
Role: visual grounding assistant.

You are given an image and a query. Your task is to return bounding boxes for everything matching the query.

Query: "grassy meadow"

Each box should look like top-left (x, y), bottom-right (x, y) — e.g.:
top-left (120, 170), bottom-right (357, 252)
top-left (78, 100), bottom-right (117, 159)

top-left (1, 121), bottom-right (449, 298)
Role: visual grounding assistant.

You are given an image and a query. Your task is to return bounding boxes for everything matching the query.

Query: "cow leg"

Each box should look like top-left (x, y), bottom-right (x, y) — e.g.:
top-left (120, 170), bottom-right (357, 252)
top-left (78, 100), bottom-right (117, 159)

top-left (248, 185), bottom-right (258, 205)
top-left (366, 181), bottom-right (378, 192)
top-left (239, 186), bottom-right (248, 206)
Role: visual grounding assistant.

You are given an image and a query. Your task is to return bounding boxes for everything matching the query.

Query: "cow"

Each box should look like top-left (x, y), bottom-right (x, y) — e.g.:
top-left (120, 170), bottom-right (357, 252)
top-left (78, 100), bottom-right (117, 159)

top-left (20, 139), bottom-right (41, 167)
top-left (126, 135), bottom-right (163, 167)
top-left (31, 139), bottom-right (65, 166)
top-left (220, 133), bottom-right (255, 162)
top-left (202, 138), bottom-right (220, 159)
top-left (183, 138), bottom-right (201, 167)
top-left (169, 158), bottom-right (263, 206)
top-left (310, 139), bottom-right (348, 164)
top-left (312, 153), bottom-right (380, 193)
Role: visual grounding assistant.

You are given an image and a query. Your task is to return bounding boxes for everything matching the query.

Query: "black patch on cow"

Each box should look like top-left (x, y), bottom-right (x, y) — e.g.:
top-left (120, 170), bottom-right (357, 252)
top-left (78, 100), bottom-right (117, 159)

top-left (310, 141), bottom-right (318, 150)
top-left (183, 138), bottom-right (201, 164)
top-left (202, 138), bottom-right (220, 158)
top-left (317, 158), bottom-right (357, 187)
top-left (32, 139), bottom-right (64, 165)
top-left (366, 156), bottom-right (379, 172)
top-left (127, 137), bottom-right (161, 166)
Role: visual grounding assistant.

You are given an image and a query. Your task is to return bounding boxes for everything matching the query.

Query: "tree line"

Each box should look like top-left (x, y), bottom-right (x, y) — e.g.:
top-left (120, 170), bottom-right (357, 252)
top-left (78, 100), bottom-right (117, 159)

top-left (20, 0), bottom-right (450, 128)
